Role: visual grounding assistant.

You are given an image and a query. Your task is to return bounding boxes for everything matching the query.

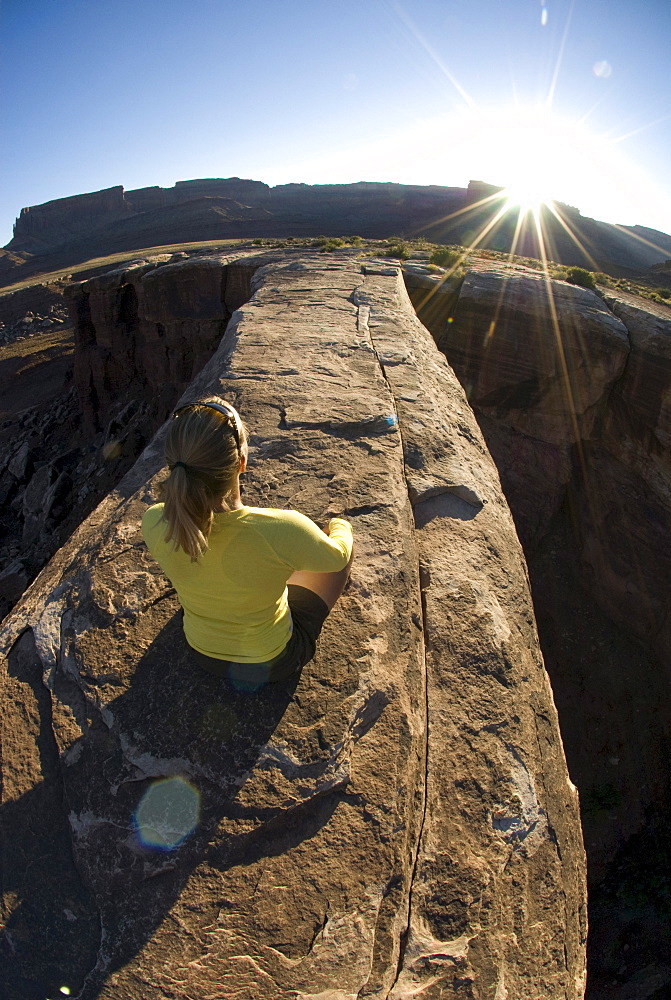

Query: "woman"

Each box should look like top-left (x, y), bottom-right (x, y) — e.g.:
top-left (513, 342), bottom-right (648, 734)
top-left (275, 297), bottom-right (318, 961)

top-left (142, 396), bottom-right (353, 689)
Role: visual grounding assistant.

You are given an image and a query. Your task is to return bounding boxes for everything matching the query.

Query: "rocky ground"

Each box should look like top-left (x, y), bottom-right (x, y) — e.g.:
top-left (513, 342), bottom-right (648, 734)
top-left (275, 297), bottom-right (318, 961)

top-left (2, 241), bottom-right (671, 997)
top-left (0, 303), bottom-right (68, 347)
top-left (1, 250), bottom-right (585, 999)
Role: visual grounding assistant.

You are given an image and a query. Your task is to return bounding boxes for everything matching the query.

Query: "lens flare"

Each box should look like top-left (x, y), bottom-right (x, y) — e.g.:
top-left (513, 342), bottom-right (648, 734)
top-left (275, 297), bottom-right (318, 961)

top-left (134, 776), bottom-right (200, 850)
top-left (593, 60), bottom-right (612, 79)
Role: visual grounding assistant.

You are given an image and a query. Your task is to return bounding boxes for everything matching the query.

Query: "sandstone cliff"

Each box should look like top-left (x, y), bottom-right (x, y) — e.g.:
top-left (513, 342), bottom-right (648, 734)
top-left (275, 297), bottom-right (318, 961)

top-left (0, 252), bottom-right (586, 998)
top-left (407, 260), bottom-right (671, 995)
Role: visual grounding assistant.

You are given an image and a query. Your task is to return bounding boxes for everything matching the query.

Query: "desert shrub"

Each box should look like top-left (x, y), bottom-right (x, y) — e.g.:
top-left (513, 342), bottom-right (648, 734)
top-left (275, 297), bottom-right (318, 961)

top-left (593, 271), bottom-right (612, 286)
top-left (518, 256), bottom-right (542, 270)
top-left (656, 287), bottom-right (671, 299)
top-left (379, 241), bottom-right (410, 260)
top-left (321, 238), bottom-right (346, 252)
top-left (430, 246), bottom-right (461, 268)
top-left (315, 235), bottom-right (365, 252)
top-left (565, 266), bottom-right (597, 290)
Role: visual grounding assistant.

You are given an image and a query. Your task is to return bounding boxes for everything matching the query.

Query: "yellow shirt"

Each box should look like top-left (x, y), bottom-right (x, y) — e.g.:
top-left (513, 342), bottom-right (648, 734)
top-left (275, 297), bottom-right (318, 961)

top-left (142, 504), bottom-right (353, 662)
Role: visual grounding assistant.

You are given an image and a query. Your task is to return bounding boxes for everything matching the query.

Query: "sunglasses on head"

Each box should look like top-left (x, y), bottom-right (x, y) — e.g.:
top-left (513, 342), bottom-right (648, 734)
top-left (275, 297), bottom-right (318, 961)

top-left (173, 400), bottom-right (241, 450)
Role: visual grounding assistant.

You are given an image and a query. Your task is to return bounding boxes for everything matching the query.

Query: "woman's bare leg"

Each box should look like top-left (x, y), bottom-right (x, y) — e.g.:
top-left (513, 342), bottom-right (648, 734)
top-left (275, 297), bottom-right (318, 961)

top-left (288, 552), bottom-right (353, 612)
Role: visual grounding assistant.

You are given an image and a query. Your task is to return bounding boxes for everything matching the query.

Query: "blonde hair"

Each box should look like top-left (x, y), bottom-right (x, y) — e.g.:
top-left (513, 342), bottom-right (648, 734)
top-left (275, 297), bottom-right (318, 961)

top-left (159, 396), bottom-right (248, 560)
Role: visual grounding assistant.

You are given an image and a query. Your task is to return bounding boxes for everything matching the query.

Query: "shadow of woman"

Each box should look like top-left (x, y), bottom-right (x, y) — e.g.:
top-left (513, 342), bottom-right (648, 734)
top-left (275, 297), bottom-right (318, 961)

top-left (2, 609), bottom-right (341, 999)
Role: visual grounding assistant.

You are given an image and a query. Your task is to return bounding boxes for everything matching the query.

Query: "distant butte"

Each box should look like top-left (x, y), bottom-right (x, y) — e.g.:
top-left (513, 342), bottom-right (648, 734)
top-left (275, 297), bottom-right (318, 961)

top-left (3, 177), bottom-right (671, 287)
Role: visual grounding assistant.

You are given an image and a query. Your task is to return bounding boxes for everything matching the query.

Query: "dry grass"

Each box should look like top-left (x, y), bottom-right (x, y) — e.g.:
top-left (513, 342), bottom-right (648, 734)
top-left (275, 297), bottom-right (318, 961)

top-left (0, 327), bottom-right (74, 421)
top-left (2, 236), bottom-right (668, 313)
top-left (0, 239), bottom-right (245, 297)
top-left (0, 326), bottom-right (74, 363)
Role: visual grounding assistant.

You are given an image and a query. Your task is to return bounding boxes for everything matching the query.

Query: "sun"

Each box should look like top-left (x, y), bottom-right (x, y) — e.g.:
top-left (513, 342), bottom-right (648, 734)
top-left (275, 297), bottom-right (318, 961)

top-left (470, 106), bottom-right (593, 217)
top-left (416, 103), bottom-right (622, 268)
top-left (441, 102), bottom-right (629, 227)
top-left (502, 181), bottom-right (554, 218)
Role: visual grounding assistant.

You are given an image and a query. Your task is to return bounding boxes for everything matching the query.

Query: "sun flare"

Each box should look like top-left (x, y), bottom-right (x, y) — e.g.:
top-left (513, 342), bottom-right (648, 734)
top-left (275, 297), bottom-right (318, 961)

top-left (502, 183), bottom-right (553, 218)
top-left (465, 106), bottom-right (599, 216)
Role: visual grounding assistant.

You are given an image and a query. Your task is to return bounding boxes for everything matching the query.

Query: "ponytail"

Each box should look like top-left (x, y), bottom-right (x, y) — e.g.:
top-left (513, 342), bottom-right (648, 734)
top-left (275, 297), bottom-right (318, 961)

top-left (158, 397), bottom-right (247, 561)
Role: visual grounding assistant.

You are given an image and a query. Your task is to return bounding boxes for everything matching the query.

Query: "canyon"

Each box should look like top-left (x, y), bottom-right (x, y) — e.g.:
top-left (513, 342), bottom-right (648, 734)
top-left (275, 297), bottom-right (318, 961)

top-left (408, 260), bottom-right (671, 998)
top-left (1, 243), bottom-right (670, 997)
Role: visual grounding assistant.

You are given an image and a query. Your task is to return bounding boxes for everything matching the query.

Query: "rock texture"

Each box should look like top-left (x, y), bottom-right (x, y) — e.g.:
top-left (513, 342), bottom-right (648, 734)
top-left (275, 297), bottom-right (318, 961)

top-left (410, 263), bottom-right (671, 666)
top-left (0, 281), bottom-right (69, 346)
top-left (67, 252), bottom-right (263, 430)
top-left (408, 262), bottom-right (671, 995)
top-left (1, 252), bottom-right (585, 998)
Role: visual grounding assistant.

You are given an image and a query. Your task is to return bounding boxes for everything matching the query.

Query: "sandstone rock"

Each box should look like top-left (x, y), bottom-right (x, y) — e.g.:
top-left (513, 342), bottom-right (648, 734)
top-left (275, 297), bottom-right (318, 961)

top-left (21, 463), bottom-right (71, 544)
top-left (355, 266), bottom-right (586, 998)
top-left (10, 185), bottom-right (130, 250)
top-left (8, 441), bottom-right (34, 481)
top-left (0, 281), bottom-right (68, 332)
top-left (411, 259), bottom-right (671, 681)
top-left (0, 558), bottom-right (29, 602)
top-left (68, 253), bottom-right (264, 429)
top-left (411, 266), bottom-right (632, 548)
top-left (440, 269), bottom-right (630, 446)
top-left (572, 291), bottom-right (671, 665)
top-left (411, 263), bottom-right (671, 992)
top-left (0, 468), bottom-right (17, 506)
top-left (1, 252), bottom-right (585, 998)
top-left (603, 290), bottom-right (671, 452)
top-left (7, 177), bottom-right (671, 294)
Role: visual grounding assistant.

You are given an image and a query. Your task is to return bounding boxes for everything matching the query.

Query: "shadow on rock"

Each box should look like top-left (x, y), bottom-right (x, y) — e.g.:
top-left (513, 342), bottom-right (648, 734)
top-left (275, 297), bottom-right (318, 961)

top-left (413, 489), bottom-right (484, 528)
top-left (2, 611), bottom-right (339, 1000)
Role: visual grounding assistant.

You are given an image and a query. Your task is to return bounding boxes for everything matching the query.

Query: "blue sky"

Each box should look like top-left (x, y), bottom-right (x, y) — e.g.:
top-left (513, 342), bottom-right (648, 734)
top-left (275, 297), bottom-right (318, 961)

top-left (1, 0), bottom-right (670, 246)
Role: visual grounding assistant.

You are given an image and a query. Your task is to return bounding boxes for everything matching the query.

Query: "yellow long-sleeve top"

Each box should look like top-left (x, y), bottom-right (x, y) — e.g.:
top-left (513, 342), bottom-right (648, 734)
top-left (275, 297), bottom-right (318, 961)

top-left (142, 504), bottom-right (353, 662)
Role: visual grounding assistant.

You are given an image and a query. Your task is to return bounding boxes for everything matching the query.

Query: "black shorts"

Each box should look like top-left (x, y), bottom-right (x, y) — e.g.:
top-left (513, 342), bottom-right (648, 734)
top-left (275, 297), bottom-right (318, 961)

top-left (188, 585), bottom-right (330, 689)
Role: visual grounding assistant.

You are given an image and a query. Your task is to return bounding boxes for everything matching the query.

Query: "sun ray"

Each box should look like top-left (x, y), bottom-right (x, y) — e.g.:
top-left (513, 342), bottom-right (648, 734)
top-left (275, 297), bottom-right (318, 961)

top-left (507, 202), bottom-right (529, 260)
top-left (608, 222), bottom-right (671, 256)
top-left (533, 213), bottom-right (584, 450)
top-left (531, 203), bottom-right (609, 542)
top-left (544, 0), bottom-right (577, 112)
top-left (543, 203), bottom-right (603, 270)
top-left (576, 96), bottom-right (611, 130)
top-left (609, 113), bottom-right (671, 146)
top-left (487, 204), bottom-right (548, 342)
top-left (412, 196), bottom-right (513, 316)
top-left (415, 189), bottom-right (506, 236)
top-left (387, 0), bottom-right (477, 110)
top-left (483, 214), bottom-right (527, 346)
